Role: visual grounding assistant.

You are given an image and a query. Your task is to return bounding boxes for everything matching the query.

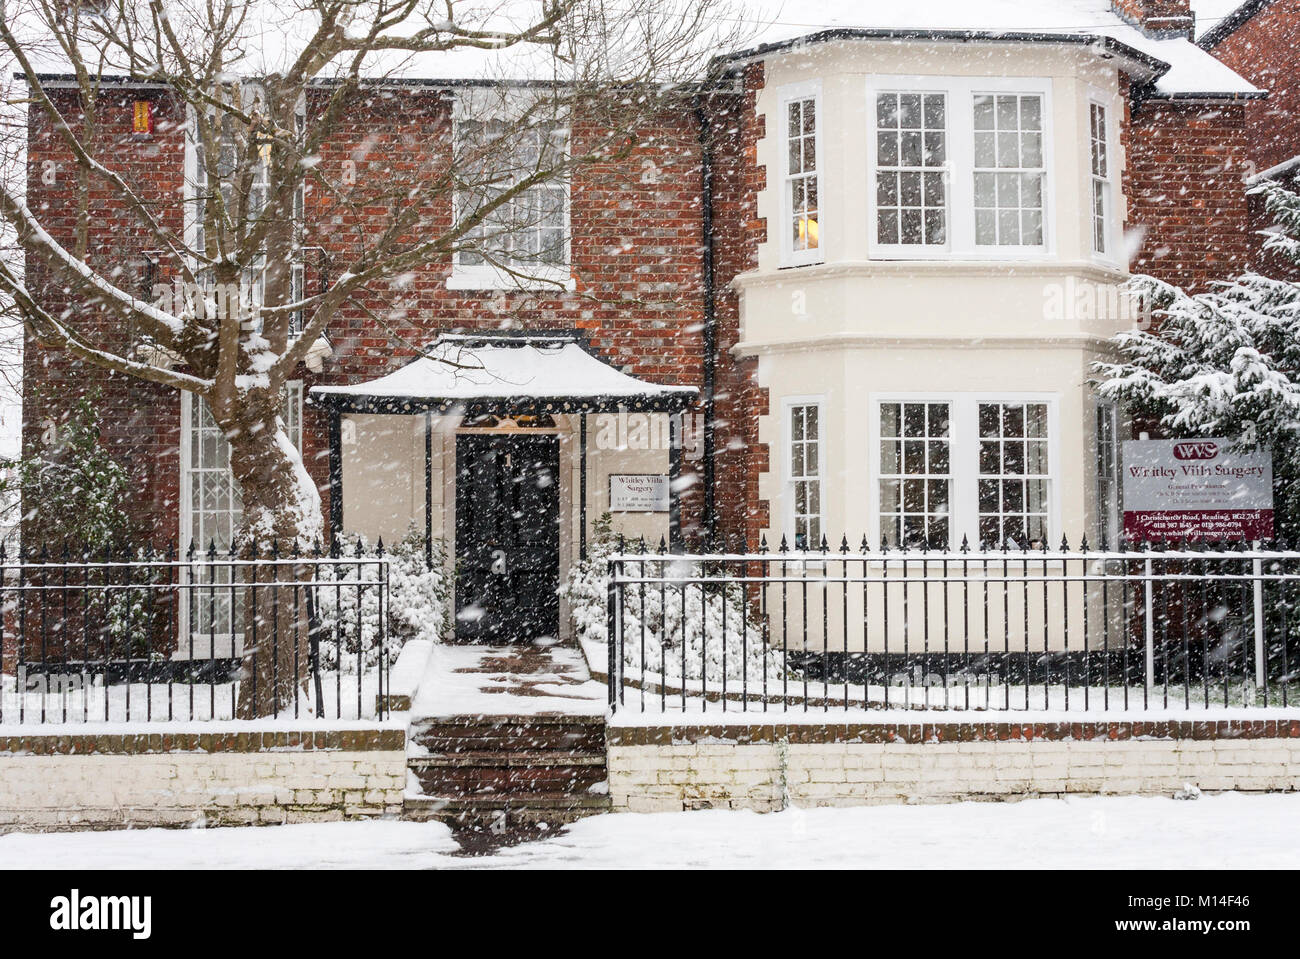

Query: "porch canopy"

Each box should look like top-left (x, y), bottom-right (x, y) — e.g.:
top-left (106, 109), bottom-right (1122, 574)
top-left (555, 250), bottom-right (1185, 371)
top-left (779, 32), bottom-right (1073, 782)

top-left (309, 332), bottom-right (697, 416)
top-left (307, 332), bottom-right (698, 552)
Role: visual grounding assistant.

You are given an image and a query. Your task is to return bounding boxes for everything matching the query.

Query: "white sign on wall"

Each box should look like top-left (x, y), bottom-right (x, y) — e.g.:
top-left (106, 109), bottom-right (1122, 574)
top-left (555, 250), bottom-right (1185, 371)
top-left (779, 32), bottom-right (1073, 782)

top-left (1122, 438), bottom-right (1273, 541)
top-left (609, 473), bottom-right (669, 512)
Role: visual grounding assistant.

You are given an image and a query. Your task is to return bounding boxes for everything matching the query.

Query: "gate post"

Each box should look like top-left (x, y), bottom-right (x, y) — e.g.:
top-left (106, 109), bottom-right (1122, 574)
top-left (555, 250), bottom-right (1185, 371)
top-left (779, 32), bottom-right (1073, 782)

top-left (1253, 544), bottom-right (1266, 689)
top-left (1143, 555), bottom-right (1155, 698)
top-left (607, 557), bottom-right (619, 712)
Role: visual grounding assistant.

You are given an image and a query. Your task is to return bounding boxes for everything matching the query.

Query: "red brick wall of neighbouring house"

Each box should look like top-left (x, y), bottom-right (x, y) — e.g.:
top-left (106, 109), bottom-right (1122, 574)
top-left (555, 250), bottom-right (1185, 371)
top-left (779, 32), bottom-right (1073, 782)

top-left (1201, 0), bottom-right (1300, 277)
top-left (22, 85), bottom-right (723, 548)
top-left (1125, 97), bottom-right (1254, 291)
top-left (1204, 0), bottom-right (1300, 174)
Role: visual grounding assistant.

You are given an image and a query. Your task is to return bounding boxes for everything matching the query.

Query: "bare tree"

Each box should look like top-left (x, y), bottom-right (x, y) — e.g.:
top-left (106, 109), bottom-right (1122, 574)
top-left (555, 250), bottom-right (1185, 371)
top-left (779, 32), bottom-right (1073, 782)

top-left (0, 0), bottom-right (746, 712)
top-left (0, 0), bottom-right (744, 543)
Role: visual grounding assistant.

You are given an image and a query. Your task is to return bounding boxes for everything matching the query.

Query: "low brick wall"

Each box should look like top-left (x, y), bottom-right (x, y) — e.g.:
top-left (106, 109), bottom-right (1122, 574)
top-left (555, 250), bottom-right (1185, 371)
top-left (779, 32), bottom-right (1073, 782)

top-left (608, 720), bottom-right (1300, 812)
top-left (0, 727), bottom-right (406, 830)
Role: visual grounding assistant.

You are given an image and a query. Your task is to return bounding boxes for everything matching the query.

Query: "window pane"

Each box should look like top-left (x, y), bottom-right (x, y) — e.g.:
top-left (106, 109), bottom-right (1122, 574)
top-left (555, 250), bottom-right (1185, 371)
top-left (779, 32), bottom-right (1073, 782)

top-left (876, 90), bottom-right (946, 246)
top-left (927, 403), bottom-right (950, 436)
top-left (979, 441), bottom-right (1000, 475)
top-left (973, 94), bottom-right (1045, 248)
top-left (928, 440), bottom-right (949, 474)
top-left (878, 400), bottom-right (950, 549)
top-left (978, 402), bottom-right (1050, 549)
top-left (881, 440), bottom-right (901, 474)
top-left (880, 403), bottom-right (901, 437)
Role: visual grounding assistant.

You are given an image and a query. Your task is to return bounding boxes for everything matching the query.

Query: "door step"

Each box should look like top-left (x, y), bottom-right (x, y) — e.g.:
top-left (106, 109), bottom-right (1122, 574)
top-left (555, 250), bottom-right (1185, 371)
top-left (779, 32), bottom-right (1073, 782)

top-left (404, 793), bottom-right (609, 826)
top-left (404, 714), bottom-right (610, 826)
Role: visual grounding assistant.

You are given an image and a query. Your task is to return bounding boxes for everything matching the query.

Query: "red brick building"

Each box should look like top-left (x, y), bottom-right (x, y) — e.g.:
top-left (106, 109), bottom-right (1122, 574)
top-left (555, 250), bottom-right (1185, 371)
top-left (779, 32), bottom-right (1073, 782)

top-left (22, 1), bottom-right (1266, 642)
top-left (1197, 0), bottom-right (1300, 273)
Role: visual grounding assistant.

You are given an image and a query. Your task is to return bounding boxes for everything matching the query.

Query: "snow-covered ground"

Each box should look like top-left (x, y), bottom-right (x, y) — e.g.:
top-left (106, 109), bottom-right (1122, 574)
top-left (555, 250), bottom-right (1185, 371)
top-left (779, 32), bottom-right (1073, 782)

top-left (3, 793), bottom-right (1298, 869)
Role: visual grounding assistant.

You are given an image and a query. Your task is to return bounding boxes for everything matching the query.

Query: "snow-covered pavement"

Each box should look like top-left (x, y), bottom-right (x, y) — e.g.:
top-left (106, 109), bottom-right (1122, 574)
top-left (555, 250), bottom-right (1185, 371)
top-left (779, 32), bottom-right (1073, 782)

top-left (2, 792), bottom-right (1298, 869)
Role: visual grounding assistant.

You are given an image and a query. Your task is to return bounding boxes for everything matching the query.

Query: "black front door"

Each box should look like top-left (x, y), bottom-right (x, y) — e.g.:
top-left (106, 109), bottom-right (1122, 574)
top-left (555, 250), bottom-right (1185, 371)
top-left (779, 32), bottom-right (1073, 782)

top-left (455, 433), bottom-right (561, 643)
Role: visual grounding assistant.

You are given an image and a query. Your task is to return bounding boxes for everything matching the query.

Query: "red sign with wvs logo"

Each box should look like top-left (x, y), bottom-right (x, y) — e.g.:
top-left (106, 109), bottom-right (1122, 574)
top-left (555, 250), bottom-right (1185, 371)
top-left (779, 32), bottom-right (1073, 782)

top-left (1122, 439), bottom-right (1273, 541)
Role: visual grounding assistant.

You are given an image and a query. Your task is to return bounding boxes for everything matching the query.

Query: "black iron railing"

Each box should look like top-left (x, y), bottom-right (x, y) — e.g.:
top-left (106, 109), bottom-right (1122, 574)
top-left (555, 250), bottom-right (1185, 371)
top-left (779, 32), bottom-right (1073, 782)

top-left (606, 538), bottom-right (1300, 714)
top-left (0, 541), bottom-right (390, 724)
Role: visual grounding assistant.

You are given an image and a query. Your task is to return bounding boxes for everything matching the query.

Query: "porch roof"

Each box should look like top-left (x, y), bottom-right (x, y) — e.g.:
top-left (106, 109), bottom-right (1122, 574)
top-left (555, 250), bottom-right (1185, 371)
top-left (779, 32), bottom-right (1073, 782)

top-left (307, 332), bottom-right (697, 415)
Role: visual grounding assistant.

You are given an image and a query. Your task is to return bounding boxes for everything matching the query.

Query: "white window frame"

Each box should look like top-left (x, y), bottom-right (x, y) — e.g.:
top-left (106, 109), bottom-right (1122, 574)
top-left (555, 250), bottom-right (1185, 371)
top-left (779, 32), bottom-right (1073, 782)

top-left (866, 76), bottom-right (1055, 261)
top-left (778, 80), bottom-right (824, 268)
top-left (448, 108), bottom-right (574, 292)
top-left (1095, 399), bottom-right (1121, 548)
top-left (783, 395), bottom-right (826, 549)
top-left (868, 392), bottom-right (1061, 550)
top-left (870, 86), bottom-right (952, 256)
top-left (178, 382), bottom-right (304, 650)
top-left (1088, 97), bottom-right (1115, 262)
top-left (184, 96), bottom-right (307, 327)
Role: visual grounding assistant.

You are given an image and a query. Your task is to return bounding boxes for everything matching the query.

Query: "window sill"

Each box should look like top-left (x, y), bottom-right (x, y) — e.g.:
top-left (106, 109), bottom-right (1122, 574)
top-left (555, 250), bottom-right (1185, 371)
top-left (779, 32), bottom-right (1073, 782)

top-left (737, 258), bottom-right (1128, 288)
top-left (447, 265), bottom-right (576, 293)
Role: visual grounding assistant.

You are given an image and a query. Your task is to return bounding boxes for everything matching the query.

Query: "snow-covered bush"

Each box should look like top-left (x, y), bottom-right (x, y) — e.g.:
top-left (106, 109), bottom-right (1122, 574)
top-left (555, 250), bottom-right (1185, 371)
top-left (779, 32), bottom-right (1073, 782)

top-left (314, 527), bottom-right (449, 672)
top-left (561, 514), bottom-right (785, 686)
top-left (0, 389), bottom-right (136, 550)
top-left (1095, 179), bottom-right (1300, 536)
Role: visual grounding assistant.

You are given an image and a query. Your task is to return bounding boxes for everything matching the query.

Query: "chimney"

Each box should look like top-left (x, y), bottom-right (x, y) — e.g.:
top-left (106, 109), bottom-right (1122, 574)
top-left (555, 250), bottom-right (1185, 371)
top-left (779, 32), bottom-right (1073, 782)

top-left (1110, 0), bottom-right (1195, 38)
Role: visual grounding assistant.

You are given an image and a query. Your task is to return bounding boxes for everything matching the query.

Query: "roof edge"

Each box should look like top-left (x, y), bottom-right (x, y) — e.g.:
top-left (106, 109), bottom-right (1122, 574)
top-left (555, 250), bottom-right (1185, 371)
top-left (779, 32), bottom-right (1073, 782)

top-left (1198, 0), bottom-right (1273, 48)
top-left (708, 28), bottom-right (1170, 83)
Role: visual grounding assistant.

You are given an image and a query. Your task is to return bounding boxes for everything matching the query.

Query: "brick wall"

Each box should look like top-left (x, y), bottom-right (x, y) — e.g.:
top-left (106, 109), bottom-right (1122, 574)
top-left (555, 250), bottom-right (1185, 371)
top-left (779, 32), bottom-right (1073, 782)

top-left (1204, 0), bottom-right (1300, 174)
top-left (22, 87), bottom-right (187, 544)
top-left (1201, 0), bottom-right (1300, 277)
top-left (1126, 97), bottom-right (1254, 291)
top-left (608, 720), bottom-right (1300, 811)
top-left (22, 85), bottom-right (721, 544)
top-left (707, 64), bottom-right (769, 549)
top-left (0, 727), bottom-right (405, 829)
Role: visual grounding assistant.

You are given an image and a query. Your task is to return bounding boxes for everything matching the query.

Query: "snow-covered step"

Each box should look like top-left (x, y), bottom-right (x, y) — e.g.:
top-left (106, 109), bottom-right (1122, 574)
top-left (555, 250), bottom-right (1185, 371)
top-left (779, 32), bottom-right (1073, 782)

top-left (409, 752), bottom-right (607, 767)
top-left (403, 714), bottom-right (610, 826)
top-left (403, 792), bottom-right (611, 826)
top-left (409, 715), bottom-right (606, 754)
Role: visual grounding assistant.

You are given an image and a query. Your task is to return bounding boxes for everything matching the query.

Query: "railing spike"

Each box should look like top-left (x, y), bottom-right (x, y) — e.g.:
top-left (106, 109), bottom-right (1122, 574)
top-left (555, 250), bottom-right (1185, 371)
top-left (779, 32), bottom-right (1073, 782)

top-left (840, 534), bottom-right (849, 554)
top-left (960, 533), bottom-right (969, 553)
top-left (779, 534), bottom-right (788, 553)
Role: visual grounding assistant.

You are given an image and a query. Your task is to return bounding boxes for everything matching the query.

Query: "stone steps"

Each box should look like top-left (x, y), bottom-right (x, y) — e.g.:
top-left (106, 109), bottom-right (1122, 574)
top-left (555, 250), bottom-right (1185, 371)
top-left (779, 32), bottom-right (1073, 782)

top-left (404, 714), bottom-right (610, 827)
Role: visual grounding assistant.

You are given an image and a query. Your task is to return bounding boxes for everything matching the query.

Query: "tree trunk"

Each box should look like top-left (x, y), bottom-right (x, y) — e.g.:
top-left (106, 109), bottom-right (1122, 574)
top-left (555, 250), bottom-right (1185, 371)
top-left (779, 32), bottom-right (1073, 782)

top-left (218, 393), bottom-right (324, 718)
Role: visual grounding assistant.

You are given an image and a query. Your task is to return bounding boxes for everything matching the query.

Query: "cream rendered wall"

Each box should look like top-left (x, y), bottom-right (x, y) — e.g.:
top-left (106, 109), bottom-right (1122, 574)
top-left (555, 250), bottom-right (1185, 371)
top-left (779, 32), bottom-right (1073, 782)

top-left (340, 411), bottom-right (670, 641)
top-left (340, 413), bottom-right (426, 545)
top-left (741, 40), bottom-right (1133, 555)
